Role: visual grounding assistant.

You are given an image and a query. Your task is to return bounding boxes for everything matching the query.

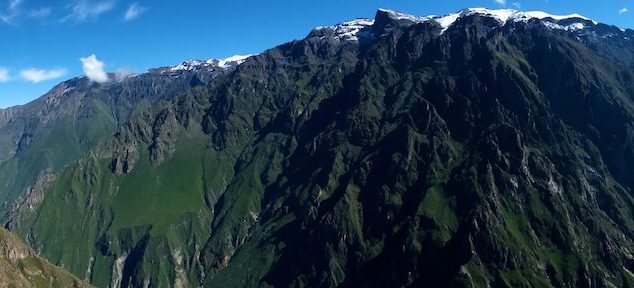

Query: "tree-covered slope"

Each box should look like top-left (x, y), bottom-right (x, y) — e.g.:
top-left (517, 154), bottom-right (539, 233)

top-left (4, 8), bottom-right (634, 288)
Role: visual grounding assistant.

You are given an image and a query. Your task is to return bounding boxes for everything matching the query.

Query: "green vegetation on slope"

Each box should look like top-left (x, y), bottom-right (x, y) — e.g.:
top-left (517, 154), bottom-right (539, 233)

top-left (0, 228), bottom-right (90, 288)
top-left (5, 9), bottom-right (634, 288)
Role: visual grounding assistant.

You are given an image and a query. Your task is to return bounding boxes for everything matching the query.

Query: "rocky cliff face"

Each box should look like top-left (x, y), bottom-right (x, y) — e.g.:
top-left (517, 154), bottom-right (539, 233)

top-left (3, 8), bottom-right (634, 287)
top-left (0, 60), bottom-right (236, 212)
top-left (0, 228), bottom-right (90, 287)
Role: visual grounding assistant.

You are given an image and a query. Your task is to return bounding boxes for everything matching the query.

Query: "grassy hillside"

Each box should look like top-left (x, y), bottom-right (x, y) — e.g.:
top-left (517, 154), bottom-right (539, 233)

top-left (0, 228), bottom-right (90, 288)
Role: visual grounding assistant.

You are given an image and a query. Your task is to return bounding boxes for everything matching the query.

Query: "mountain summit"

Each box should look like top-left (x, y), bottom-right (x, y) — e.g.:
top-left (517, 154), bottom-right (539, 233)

top-left (316, 8), bottom-right (629, 42)
top-left (2, 7), bottom-right (634, 287)
top-left (378, 7), bottom-right (595, 27)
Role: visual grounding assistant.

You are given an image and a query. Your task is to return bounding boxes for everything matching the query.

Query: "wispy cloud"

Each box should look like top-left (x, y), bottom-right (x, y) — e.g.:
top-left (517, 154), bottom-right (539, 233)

top-left (619, 8), bottom-right (629, 15)
top-left (80, 54), bottom-right (109, 83)
top-left (28, 7), bottom-right (52, 18)
top-left (0, 0), bottom-right (24, 24)
top-left (124, 2), bottom-right (146, 22)
top-left (512, 2), bottom-right (522, 9)
top-left (20, 68), bottom-right (66, 83)
top-left (0, 68), bottom-right (10, 83)
top-left (115, 67), bottom-right (134, 81)
top-left (495, 0), bottom-right (507, 6)
top-left (9, 0), bottom-right (23, 11)
top-left (62, 0), bottom-right (115, 22)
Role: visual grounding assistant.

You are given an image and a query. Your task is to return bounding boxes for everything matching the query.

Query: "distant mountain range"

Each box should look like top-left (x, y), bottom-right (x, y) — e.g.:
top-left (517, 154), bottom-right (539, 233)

top-left (2, 7), bottom-right (634, 287)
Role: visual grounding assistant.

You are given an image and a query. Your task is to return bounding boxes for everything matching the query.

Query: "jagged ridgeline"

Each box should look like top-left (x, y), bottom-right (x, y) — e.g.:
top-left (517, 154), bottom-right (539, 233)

top-left (2, 7), bottom-right (634, 287)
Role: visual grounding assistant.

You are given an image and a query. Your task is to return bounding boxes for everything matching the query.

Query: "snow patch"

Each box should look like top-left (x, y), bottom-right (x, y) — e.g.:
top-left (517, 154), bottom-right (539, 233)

top-left (434, 13), bottom-right (465, 34)
top-left (463, 8), bottom-right (518, 23)
top-left (542, 21), bottom-right (586, 32)
top-left (377, 8), bottom-right (595, 35)
top-left (315, 18), bottom-right (375, 41)
top-left (169, 60), bottom-right (204, 72)
top-left (312, 8), bottom-right (596, 40)
top-left (167, 55), bottom-right (253, 73)
top-left (516, 11), bottom-right (595, 23)
top-left (378, 8), bottom-right (430, 22)
top-left (214, 55), bottom-right (253, 68)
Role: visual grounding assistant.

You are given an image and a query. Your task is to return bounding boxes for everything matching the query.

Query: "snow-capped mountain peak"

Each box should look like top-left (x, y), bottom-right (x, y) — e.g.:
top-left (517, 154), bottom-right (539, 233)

top-left (377, 8), bottom-right (432, 22)
top-left (215, 55), bottom-right (253, 68)
top-left (318, 8), bottom-right (600, 40)
top-left (314, 18), bottom-right (375, 41)
top-left (425, 8), bottom-right (596, 34)
top-left (457, 8), bottom-right (593, 24)
top-left (164, 54), bottom-right (254, 73)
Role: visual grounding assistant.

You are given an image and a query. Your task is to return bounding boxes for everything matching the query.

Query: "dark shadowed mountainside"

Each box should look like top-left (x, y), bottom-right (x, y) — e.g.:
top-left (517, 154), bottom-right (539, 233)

top-left (2, 8), bottom-right (634, 287)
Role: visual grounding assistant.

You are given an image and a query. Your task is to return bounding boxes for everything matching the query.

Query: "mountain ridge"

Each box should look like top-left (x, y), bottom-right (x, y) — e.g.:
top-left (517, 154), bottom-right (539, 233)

top-left (2, 7), bottom-right (634, 287)
top-left (0, 8), bottom-right (630, 112)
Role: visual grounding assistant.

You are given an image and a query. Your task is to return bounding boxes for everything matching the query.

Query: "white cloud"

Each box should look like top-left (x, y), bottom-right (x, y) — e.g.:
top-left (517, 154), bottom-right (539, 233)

top-left (620, 8), bottom-right (629, 15)
top-left (63, 0), bottom-right (114, 22)
top-left (20, 68), bottom-right (67, 83)
top-left (512, 2), bottom-right (522, 9)
top-left (124, 3), bottom-right (146, 22)
top-left (80, 54), bottom-right (109, 83)
top-left (495, 0), bottom-right (506, 5)
top-left (0, 68), bottom-right (10, 83)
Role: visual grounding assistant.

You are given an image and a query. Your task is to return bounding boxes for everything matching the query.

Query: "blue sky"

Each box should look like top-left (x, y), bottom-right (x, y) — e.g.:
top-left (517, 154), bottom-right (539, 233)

top-left (0, 0), bottom-right (632, 108)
